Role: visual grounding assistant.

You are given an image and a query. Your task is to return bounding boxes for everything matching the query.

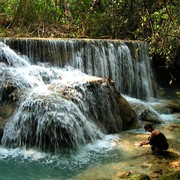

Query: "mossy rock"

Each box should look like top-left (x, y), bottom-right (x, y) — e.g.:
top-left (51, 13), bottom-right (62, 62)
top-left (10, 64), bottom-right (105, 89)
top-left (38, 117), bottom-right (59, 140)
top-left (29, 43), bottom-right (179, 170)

top-left (131, 174), bottom-right (150, 180)
top-left (159, 170), bottom-right (180, 180)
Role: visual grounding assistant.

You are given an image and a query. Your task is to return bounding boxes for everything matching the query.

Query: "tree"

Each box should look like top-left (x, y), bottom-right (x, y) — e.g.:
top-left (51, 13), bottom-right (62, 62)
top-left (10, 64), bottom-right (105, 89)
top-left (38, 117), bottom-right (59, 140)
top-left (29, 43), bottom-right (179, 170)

top-left (137, 0), bottom-right (180, 85)
top-left (0, 0), bottom-right (179, 84)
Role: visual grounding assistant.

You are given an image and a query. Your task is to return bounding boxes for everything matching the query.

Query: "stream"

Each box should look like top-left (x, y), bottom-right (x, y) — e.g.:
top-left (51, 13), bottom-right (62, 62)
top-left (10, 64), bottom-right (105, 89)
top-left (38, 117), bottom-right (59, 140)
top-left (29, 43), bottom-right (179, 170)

top-left (0, 107), bottom-right (179, 180)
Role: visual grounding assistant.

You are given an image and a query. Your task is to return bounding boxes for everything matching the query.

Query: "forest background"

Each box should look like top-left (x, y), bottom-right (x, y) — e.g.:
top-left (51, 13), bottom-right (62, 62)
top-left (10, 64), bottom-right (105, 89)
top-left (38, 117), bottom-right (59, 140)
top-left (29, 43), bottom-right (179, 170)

top-left (0, 0), bottom-right (179, 87)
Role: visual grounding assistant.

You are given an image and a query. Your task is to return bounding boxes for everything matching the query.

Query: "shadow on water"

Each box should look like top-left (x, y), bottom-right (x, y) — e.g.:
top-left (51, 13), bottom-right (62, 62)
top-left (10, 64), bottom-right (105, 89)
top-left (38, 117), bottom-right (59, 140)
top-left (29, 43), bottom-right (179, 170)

top-left (156, 150), bottom-right (180, 159)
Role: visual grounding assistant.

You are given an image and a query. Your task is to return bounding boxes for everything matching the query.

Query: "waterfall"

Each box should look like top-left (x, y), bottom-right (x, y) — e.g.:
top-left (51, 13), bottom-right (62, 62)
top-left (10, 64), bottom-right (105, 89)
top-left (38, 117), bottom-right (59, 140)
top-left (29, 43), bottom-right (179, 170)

top-left (0, 42), bottom-right (137, 153)
top-left (2, 38), bottom-right (154, 100)
top-left (1, 86), bottom-right (103, 153)
top-left (0, 42), bottom-right (30, 67)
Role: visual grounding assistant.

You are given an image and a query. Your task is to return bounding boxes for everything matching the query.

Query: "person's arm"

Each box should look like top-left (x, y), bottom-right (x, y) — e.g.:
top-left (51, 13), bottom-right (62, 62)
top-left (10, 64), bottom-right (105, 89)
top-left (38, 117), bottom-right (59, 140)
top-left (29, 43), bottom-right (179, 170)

top-left (139, 140), bottom-right (150, 146)
top-left (139, 130), bottom-right (159, 146)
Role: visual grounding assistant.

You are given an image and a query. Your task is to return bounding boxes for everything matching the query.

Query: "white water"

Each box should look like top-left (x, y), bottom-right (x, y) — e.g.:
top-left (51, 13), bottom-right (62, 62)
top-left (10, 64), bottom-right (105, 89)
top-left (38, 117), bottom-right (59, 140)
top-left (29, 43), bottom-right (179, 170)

top-left (0, 41), bottom-right (178, 179)
top-left (3, 39), bottom-right (154, 100)
top-left (0, 42), bottom-right (128, 153)
top-left (0, 108), bottom-right (178, 179)
top-left (0, 42), bottom-right (30, 67)
top-left (1, 65), bottom-right (106, 152)
top-left (0, 43), bottom-right (122, 179)
top-left (0, 134), bottom-right (122, 180)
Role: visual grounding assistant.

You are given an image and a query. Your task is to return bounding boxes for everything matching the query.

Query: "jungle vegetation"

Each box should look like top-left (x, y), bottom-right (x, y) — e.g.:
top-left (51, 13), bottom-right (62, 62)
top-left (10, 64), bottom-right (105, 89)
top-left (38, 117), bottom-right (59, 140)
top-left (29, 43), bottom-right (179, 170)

top-left (0, 0), bottom-right (179, 86)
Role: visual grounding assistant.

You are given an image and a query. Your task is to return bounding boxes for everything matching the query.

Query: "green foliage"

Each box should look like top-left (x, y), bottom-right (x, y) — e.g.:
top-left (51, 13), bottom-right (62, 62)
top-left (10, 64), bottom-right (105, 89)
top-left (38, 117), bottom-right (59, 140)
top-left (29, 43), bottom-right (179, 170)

top-left (135, 0), bottom-right (180, 84)
top-left (0, 0), bottom-right (64, 27)
top-left (0, 0), bottom-right (179, 84)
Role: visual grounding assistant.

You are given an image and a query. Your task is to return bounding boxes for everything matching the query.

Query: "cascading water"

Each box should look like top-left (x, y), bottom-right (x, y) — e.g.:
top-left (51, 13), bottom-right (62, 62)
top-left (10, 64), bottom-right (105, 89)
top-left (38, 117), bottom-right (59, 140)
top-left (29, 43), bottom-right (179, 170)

top-left (0, 39), bottom-right (169, 180)
top-left (2, 87), bottom-right (103, 153)
top-left (0, 42), bottom-right (136, 154)
top-left (2, 38), bottom-right (155, 100)
top-left (0, 41), bottom-right (30, 67)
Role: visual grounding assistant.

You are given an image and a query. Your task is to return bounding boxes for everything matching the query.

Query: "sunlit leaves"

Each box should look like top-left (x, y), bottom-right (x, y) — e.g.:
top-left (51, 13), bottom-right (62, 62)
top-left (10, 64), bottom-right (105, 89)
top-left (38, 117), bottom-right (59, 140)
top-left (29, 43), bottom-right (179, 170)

top-left (135, 0), bottom-right (179, 80)
top-left (0, 0), bottom-right (179, 72)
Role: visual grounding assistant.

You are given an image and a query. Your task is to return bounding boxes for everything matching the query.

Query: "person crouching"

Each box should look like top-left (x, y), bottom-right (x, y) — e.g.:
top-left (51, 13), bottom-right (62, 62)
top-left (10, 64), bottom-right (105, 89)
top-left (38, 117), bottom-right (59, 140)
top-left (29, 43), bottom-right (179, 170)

top-left (139, 123), bottom-right (169, 155)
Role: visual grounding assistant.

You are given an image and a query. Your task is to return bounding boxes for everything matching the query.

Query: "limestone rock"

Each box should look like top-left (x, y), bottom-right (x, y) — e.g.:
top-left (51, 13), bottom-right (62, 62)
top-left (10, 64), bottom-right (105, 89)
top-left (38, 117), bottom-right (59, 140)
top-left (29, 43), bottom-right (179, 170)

top-left (151, 100), bottom-right (180, 114)
top-left (139, 109), bottom-right (163, 124)
top-left (135, 174), bottom-right (150, 180)
top-left (1, 75), bottom-right (137, 153)
top-left (116, 171), bottom-right (131, 178)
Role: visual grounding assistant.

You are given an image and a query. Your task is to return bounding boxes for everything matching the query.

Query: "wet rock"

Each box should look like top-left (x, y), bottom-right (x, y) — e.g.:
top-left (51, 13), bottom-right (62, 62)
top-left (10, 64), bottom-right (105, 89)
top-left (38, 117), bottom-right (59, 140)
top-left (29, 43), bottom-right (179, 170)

top-left (116, 171), bottom-right (131, 178)
top-left (139, 109), bottom-right (163, 124)
top-left (1, 77), bottom-right (138, 153)
top-left (0, 103), bottom-right (17, 128)
top-left (149, 173), bottom-right (159, 178)
top-left (0, 42), bottom-right (30, 67)
top-left (141, 164), bottom-right (149, 169)
top-left (151, 100), bottom-right (180, 114)
top-left (71, 122), bottom-right (180, 180)
top-left (159, 170), bottom-right (180, 180)
top-left (127, 99), bottom-right (163, 124)
top-left (0, 69), bottom-right (32, 102)
top-left (135, 174), bottom-right (150, 180)
top-left (0, 128), bottom-right (3, 143)
top-left (119, 95), bottom-right (137, 130)
top-left (50, 78), bottom-right (138, 133)
top-left (150, 164), bottom-right (162, 174)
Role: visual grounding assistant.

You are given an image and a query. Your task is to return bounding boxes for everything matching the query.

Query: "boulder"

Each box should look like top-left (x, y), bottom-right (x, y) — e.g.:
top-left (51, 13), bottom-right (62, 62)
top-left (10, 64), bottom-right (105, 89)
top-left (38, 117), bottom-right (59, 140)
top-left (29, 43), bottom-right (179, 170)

top-left (139, 109), bottom-right (163, 124)
top-left (127, 98), bottom-right (163, 125)
top-left (151, 100), bottom-right (180, 114)
top-left (1, 76), bottom-right (137, 153)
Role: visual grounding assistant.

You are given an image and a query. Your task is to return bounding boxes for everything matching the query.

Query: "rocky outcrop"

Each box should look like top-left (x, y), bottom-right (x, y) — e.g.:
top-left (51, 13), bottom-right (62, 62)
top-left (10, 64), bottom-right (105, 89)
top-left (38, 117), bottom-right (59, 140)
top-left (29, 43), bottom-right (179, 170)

top-left (127, 98), bottom-right (164, 125)
top-left (0, 67), bottom-right (137, 153)
top-left (72, 122), bottom-right (180, 180)
top-left (139, 108), bottom-right (163, 124)
top-left (0, 40), bottom-right (138, 153)
top-left (151, 100), bottom-right (180, 114)
top-left (119, 95), bottom-right (137, 130)
top-left (1, 38), bottom-right (154, 100)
